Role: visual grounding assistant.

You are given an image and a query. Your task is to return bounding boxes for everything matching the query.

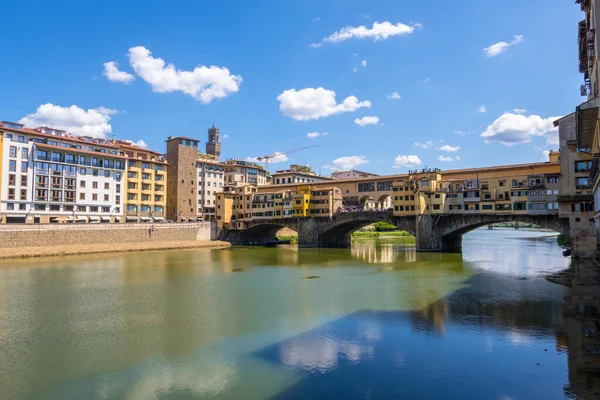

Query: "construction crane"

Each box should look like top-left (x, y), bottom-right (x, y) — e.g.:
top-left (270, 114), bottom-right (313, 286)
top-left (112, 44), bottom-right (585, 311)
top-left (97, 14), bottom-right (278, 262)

top-left (256, 145), bottom-right (317, 172)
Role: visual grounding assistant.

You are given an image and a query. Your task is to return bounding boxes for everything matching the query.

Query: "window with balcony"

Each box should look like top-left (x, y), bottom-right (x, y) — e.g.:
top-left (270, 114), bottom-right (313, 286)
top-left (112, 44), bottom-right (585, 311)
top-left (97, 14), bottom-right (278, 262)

top-left (128, 182), bottom-right (137, 190)
top-left (128, 171), bottom-right (138, 179)
top-left (127, 194), bottom-right (137, 201)
top-left (142, 183), bottom-right (151, 190)
top-left (128, 161), bottom-right (136, 168)
top-left (8, 188), bottom-right (15, 200)
top-left (126, 204), bottom-right (137, 213)
top-left (142, 194), bottom-right (150, 201)
top-left (65, 191), bottom-right (75, 202)
top-left (8, 174), bottom-right (15, 186)
top-left (142, 173), bottom-right (150, 180)
top-left (20, 189), bottom-right (27, 200)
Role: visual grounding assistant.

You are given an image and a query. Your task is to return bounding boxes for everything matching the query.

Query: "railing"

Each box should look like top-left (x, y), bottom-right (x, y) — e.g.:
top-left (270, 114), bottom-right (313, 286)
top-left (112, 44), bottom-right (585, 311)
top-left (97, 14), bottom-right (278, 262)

top-left (0, 222), bottom-right (211, 232)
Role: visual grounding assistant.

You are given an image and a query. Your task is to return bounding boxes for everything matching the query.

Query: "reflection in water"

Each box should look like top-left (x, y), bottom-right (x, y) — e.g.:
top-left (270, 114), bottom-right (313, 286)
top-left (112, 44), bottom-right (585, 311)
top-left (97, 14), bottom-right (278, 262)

top-left (0, 230), bottom-right (595, 399)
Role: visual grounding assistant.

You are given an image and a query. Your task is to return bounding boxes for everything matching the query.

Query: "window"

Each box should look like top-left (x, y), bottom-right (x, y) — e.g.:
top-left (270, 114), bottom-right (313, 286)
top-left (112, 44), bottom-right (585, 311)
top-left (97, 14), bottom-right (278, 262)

top-left (8, 188), bottom-right (15, 200)
top-left (128, 171), bottom-right (138, 179)
top-left (546, 177), bottom-right (560, 184)
top-left (499, 181), bottom-right (505, 187)
top-left (358, 182), bottom-right (375, 192)
top-left (104, 194), bottom-right (109, 201)
top-left (92, 170), bottom-right (99, 176)
top-left (90, 206), bottom-right (99, 212)
top-left (8, 174), bottom-right (15, 186)
top-left (19, 204), bottom-right (26, 211)
top-left (575, 160), bottom-right (592, 172)
top-left (481, 184), bottom-right (489, 190)
top-left (142, 173), bottom-right (150, 180)
top-left (104, 171), bottom-right (110, 178)
top-left (482, 204), bottom-right (493, 210)
top-left (34, 204), bottom-right (45, 211)
top-left (92, 194), bottom-right (98, 201)
top-left (104, 182), bottom-right (109, 190)
top-left (20, 189), bottom-right (27, 200)
top-left (9, 146), bottom-right (16, 157)
top-left (17, 135), bottom-right (24, 143)
top-left (21, 175), bottom-right (27, 187)
top-left (576, 177), bottom-right (589, 187)
top-left (6, 203), bottom-right (14, 210)
top-left (80, 193), bottom-right (85, 200)
top-left (92, 181), bottom-right (98, 189)
top-left (80, 168), bottom-right (86, 175)
top-left (9, 160), bottom-right (16, 172)
top-left (142, 162), bottom-right (149, 169)
top-left (128, 161), bottom-right (136, 168)
top-left (433, 204), bottom-right (440, 210)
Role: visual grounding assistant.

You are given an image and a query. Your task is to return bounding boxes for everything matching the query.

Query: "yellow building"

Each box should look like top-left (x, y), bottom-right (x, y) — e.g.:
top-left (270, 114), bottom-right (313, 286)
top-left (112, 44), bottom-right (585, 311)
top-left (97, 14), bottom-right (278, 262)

top-left (292, 185), bottom-right (311, 216)
top-left (117, 141), bottom-right (168, 222)
top-left (215, 184), bottom-right (256, 229)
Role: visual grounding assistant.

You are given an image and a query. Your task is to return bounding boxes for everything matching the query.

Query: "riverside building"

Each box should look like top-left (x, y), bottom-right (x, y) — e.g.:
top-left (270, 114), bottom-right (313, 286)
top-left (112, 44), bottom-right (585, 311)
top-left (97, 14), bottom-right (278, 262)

top-left (0, 121), bottom-right (126, 223)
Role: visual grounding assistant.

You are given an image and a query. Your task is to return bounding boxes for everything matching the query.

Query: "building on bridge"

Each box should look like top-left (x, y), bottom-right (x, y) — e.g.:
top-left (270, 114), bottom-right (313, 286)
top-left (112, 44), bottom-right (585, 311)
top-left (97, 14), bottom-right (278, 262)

top-left (271, 164), bottom-right (333, 185)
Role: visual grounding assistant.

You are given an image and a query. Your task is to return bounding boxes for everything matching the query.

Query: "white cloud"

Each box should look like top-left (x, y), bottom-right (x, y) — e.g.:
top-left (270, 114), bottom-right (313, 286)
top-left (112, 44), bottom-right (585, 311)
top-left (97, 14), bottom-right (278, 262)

top-left (19, 103), bottom-right (116, 138)
top-left (323, 21), bottom-right (419, 43)
top-left (312, 17), bottom-right (321, 22)
top-left (353, 67), bottom-right (358, 73)
top-left (354, 116), bottom-right (380, 126)
top-left (454, 130), bottom-right (471, 135)
top-left (414, 141), bottom-right (433, 149)
top-left (362, 60), bottom-right (367, 67)
top-left (513, 108), bottom-right (526, 114)
top-left (352, 53), bottom-right (359, 56)
top-left (480, 112), bottom-right (560, 145)
top-left (223, 134), bottom-right (229, 139)
top-left (455, 156), bottom-right (461, 161)
top-left (310, 43), bottom-right (322, 48)
top-left (331, 156), bottom-right (369, 170)
top-left (437, 155), bottom-right (455, 162)
top-left (247, 152), bottom-right (289, 164)
top-left (393, 155), bottom-right (422, 168)
top-left (277, 87), bottom-right (371, 121)
top-left (123, 139), bottom-right (149, 149)
top-left (103, 61), bottom-right (135, 84)
top-left (478, 105), bottom-right (487, 113)
top-left (127, 46), bottom-right (242, 104)
top-left (307, 131), bottom-right (328, 138)
top-left (387, 92), bottom-right (401, 100)
top-left (483, 35), bottom-right (524, 57)
top-left (439, 144), bottom-right (460, 152)
top-left (542, 150), bottom-right (550, 161)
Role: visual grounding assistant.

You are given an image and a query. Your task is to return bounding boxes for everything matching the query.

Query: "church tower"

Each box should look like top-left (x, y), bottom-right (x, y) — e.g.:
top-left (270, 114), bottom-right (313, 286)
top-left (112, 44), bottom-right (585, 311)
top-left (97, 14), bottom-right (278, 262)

top-left (206, 123), bottom-right (221, 160)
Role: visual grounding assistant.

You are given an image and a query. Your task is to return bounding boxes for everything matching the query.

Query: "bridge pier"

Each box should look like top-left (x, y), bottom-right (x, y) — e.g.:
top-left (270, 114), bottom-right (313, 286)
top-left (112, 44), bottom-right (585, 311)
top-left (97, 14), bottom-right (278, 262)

top-left (415, 214), bottom-right (462, 252)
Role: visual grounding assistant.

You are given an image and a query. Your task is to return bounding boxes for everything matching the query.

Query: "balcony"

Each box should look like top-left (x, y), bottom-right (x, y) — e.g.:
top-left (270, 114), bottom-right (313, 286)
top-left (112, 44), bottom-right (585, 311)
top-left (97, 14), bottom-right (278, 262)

top-left (463, 196), bottom-right (480, 202)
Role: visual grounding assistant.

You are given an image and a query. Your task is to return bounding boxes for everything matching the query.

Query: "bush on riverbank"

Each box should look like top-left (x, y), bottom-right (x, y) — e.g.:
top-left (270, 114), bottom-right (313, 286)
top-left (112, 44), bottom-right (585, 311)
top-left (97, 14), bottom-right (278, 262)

top-left (352, 231), bottom-right (412, 239)
top-left (276, 235), bottom-right (298, 244)
top-left (557, 234), bottom-right (571, 247)
top-left (276, 230), bottom-right (412, 242)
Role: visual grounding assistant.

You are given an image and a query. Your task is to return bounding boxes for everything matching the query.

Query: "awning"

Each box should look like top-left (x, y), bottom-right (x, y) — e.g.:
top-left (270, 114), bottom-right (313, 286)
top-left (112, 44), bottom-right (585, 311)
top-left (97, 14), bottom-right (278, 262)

top-left (140, 217), bottom-right (151, 221)
top-left (576, 97), bottom-right (600, 149)
top-left (76, 216), bottom-right (87, 221)
top-left (67, 216), bottom-right (74, 220)
top-left (126, 216), bottom-right (138, 222)
top-left (89, 216), bottom-right (100, 221)
top-left (101, 217), bottom-right (110, 222)
top-left (153, 217), bottom-right (165, 221)
top-left (115, 217), bottom-right (121, 221)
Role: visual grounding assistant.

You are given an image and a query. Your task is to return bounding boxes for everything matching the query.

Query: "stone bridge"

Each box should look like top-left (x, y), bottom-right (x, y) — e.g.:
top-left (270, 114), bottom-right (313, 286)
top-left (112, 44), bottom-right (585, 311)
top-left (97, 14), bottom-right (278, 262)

top-left (224, 211), bottom-right (570, 253)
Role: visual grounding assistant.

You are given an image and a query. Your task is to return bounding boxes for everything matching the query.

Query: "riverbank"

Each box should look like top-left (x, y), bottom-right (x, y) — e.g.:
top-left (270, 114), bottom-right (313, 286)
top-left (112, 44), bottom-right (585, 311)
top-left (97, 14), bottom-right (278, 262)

top-left (0, 240), bottom-right (230, 261)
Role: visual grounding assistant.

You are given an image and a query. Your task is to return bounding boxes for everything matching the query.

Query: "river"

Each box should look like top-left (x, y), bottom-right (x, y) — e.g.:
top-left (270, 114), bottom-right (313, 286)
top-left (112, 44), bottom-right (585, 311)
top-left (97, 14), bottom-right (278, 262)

top-left (0, 229), bottom-right (598, 399)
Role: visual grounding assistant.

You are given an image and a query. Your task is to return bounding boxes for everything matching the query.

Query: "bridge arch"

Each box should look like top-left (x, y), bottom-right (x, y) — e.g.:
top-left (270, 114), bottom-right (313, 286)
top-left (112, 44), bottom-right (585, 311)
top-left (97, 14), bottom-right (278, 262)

top-left (307, 211), bottom-right (416, 248)
top-left (418, 214), bottom-right (569, 252)
top-left (236, 222), bottom-right (291, 244)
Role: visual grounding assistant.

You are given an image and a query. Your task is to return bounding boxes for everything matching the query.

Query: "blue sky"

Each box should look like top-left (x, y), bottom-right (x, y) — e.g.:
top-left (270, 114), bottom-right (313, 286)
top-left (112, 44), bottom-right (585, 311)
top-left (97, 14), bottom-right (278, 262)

top-left (0, 0), bottom-right (582, 174)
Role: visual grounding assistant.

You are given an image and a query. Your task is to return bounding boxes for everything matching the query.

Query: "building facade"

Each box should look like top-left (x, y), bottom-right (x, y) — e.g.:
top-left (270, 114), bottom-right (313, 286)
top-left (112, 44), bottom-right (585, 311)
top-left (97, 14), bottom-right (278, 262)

top-left (0, 121), bottom-right (126, 223)
top-left (197, 155), bottom-right (224, 220)
top-left (166, 136), bottom-right (200, 222)
top-left (223, 160), bottom-right (268, 186)
top-left (271, 164), bottom-right (333, 185)
top-left (117, 141), bottom-right (168, 222)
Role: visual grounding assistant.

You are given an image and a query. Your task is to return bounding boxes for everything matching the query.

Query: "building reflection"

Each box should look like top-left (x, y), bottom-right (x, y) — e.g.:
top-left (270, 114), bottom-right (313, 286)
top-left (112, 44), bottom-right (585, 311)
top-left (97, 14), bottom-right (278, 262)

top-left (556, 259), bottom-right (600, 399)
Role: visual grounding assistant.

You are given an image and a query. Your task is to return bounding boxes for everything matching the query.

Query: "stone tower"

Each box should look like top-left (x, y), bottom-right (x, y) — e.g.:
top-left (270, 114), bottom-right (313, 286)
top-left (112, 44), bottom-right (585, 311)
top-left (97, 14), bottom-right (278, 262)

top-left (166, 136), bottom-right (199, 221)
top-left (206, 123), bottom-right (221, 160)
